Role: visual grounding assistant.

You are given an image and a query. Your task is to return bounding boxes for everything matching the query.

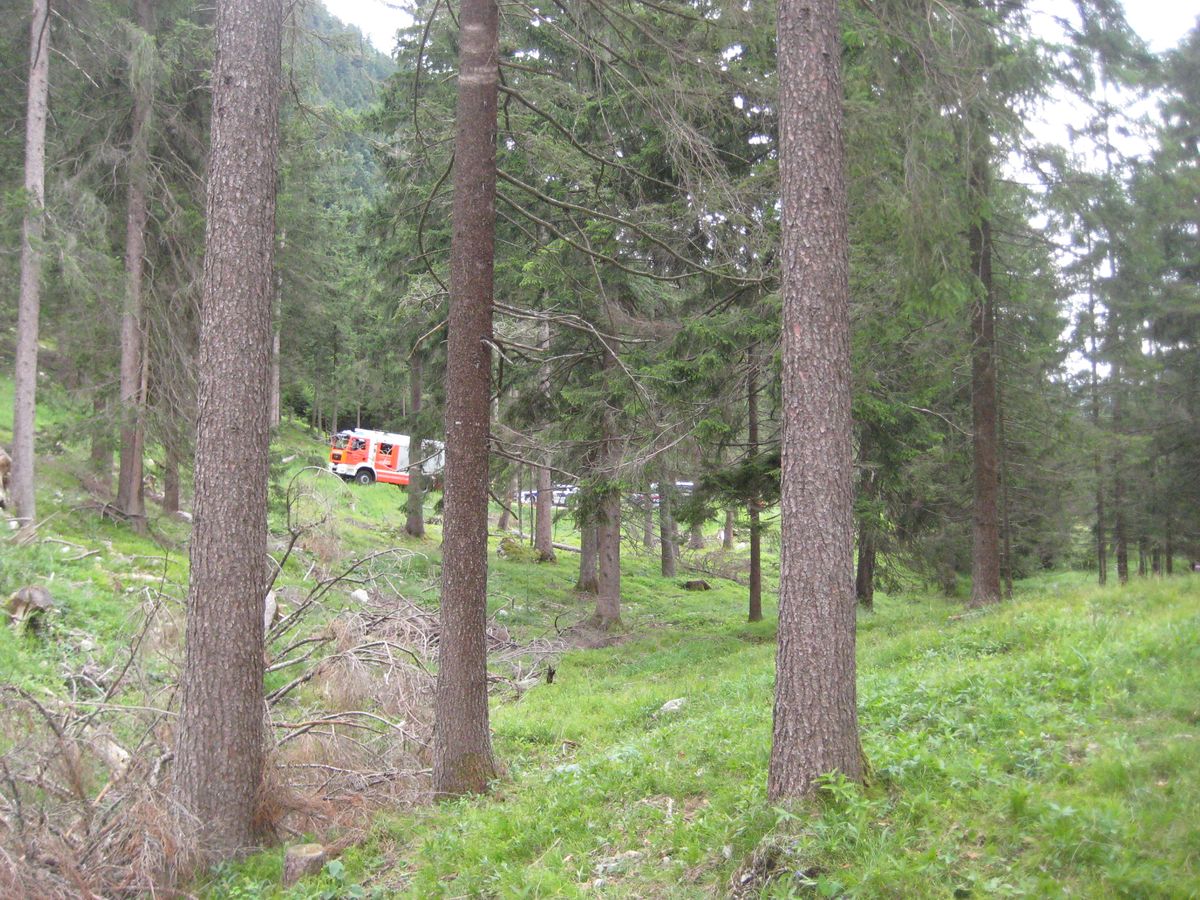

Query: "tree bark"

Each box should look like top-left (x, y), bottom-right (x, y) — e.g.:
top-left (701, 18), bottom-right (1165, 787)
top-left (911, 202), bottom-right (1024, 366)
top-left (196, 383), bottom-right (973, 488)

top-left (967, 142), bottom-right (1002, 609)
top-left (1113, 362), bottom-right (1129, 584)
top-left (723, 508), bottom-right (734, 550)
top-left (769, 0), bottom-right (862, 800)
top-left (116, 0), bottom-right (155, 525)
top-left (855, 518), bottom-right (875, 611)
top-left (432, 0), bottom-right (500, 797)
top-left (498, 471), bottom-right (518, 531)
top-left (643, 486), bottom-right (656, 549)
top-left (90, 394), bottom-right (114, 487)
top-left (534, 318), bottom-right (555, 561)
top-left (659, 472), bottom-right (677, 578)
top-left (406, 354), bottom-right (425, 538)
top-left (171, 0), bottom-right (282, 868)
top-left (10, 0), bottom-right (50, 527)
top-left (163, 439), bottom-right (181, 515)
top-left (575, 519), bottom-right (599, 593)
top-left (593, 353), bottom-right (621, 628)
top-left (747, 356), bottom-right (762, 623)
top-left (1087, 246), bottom-right (1107, 585)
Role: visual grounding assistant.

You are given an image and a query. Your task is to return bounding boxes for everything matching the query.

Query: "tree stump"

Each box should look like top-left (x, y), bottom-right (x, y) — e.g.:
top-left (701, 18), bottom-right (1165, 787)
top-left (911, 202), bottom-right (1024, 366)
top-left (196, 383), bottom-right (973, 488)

top-left (282, 843), bottom-right (327, 887)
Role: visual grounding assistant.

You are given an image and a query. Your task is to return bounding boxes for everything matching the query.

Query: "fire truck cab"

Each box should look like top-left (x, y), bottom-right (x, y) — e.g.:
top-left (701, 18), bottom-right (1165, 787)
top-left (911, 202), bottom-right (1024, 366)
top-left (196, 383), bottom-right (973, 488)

top-left (328, 428), bottom-right (444, 487)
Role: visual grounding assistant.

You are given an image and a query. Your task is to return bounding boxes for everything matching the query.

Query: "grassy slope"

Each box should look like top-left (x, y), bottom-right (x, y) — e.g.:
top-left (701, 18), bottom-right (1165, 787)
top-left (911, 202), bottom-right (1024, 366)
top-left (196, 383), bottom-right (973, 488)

top-left (3, 382), bottom-right (1197, 897)
top-left (216, 576), bottom-right (1200, 898)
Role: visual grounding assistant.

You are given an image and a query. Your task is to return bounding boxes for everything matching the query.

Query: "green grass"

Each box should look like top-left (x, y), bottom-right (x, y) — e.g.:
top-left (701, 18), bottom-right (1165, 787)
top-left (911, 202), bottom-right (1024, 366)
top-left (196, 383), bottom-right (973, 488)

top-left (203, 572), bottom-right (1200, 899)
top-left (4, 379), bottom-right (1198, 898)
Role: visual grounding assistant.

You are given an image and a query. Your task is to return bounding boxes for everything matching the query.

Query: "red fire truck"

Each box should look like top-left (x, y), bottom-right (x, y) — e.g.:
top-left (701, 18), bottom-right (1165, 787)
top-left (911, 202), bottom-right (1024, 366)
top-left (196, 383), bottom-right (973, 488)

top-left (328, 428), bottom-right (445, 487)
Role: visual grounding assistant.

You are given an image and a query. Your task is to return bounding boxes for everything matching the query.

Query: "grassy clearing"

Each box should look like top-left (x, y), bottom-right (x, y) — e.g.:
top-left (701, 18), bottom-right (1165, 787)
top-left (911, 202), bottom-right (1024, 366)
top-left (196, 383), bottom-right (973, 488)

top-left (207, 571), bottom-right (1199, 899)
top-left (4, 382), bottom-right (1198, 897)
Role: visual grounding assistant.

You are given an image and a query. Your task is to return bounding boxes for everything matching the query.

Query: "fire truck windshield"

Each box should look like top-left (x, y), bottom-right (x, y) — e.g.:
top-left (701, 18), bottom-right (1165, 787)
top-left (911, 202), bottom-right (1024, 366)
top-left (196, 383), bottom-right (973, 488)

top-left (332, 435), bottom-right (349, 449)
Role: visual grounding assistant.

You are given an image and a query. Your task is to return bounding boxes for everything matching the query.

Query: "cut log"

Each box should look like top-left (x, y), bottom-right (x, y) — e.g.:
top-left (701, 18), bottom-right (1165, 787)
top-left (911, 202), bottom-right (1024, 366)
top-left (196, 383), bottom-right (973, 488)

top-left (282, 843), bottom-right (327, 887)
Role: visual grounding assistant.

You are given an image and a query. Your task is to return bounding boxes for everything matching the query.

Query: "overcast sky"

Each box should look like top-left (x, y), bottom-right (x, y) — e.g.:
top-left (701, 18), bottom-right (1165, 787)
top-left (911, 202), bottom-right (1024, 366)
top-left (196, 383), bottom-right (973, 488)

top-left (323, 0), bottom-right (1200, 56)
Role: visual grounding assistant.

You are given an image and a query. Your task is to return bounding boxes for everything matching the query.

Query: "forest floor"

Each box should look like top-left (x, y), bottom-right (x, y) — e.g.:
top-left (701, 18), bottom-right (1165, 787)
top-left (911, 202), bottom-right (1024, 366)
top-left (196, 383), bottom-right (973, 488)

top-left (2, 394), bottom-right (1198, 898)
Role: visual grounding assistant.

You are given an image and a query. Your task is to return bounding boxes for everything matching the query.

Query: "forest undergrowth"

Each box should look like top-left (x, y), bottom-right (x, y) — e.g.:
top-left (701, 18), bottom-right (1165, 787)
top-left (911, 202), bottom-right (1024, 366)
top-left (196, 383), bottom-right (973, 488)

top-left (1, 401), bottom-right (1198, 898)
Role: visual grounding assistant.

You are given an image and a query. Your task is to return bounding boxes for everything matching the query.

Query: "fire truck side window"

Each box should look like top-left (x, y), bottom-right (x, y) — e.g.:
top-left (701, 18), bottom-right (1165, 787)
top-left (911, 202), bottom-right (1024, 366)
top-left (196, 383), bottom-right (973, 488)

top-left (351, 438), bottom-right (366, 451)
top-left (380, 443), bottom-right (393, 455)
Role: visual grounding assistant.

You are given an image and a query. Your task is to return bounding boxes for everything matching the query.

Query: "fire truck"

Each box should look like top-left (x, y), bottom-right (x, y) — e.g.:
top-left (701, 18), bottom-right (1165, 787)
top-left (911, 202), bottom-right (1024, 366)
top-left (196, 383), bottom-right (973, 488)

top-left (328, 428), bottom-right (445, 487)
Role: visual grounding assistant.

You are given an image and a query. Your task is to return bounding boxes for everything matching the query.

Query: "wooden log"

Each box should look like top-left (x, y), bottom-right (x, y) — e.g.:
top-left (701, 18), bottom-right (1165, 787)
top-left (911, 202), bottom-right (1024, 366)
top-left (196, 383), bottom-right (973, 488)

top-left (282, 843), bottom-right (327, 887)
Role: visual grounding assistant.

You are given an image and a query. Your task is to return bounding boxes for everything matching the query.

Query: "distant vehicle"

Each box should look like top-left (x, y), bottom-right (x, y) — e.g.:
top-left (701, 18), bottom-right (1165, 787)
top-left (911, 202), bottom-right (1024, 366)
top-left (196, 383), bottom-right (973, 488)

top-left (328, 428), bottom-right (444, 487)
top-left (518, 484), bottom-right (578, 507)
top-left (631, 481), bottom-right (695, 508)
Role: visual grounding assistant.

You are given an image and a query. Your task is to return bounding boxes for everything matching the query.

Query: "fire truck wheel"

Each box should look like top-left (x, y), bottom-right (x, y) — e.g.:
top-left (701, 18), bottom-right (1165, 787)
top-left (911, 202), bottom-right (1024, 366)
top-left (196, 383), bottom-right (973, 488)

top-left (354, 469), bottom-right (375, 486)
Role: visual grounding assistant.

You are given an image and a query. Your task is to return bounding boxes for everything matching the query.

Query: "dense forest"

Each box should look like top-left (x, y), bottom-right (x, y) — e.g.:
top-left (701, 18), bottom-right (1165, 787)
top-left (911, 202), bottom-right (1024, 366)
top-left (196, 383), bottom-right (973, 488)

top-left (1, 0), bottom-right (1197, 895)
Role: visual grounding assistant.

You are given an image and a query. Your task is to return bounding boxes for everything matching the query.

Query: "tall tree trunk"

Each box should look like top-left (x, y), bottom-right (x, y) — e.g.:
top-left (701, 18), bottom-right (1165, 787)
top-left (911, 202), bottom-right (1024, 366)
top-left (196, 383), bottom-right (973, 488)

top-left (497, 472), bottom-right (515, 531)
top-left (855, 427), bottom-right (875, 610)
top-left (163, 438), bottom-right (180, 515)
top-left (10, 0), bottom-right (50, 527)
top-left (534, 463), bottom-right (554, 559)
top-left (769, 0), bottom-right (861, 801)
top-left (643, 487), bottom-right (656, 549)
top-left (1113, 362), bottom-right (1129, 584)
top-left (659, 472), bottom-right (677, 578)
top-left (1165, 514), bottom-right (1174, 575)
top-left (116, 0), bottom-right (155, 525)
top-left (90, 394), bottom-right (114, 487)
top-left (593, 353), bottom-right (621, 628)
top-left (406, 354), bottom-right (425, 537)
top-left (171, 0), bottom-right (282, 867)
top-left (687, 521), bottom-right (705, 549)
top-left (1087, 242), bottom-right (1107, 585)
top-left (997, 377), bottom-right (1014, 598)
top-left (534, 318), bottom-right (555, 561)
top-left (747, 356), bottom-right (762, 623)
top-left (967, 142), bottom-right (1002, 609)
top-left (723, 508), bottom-right (734, 550)
top-left (855, 520), bottom-right (875, 611)
top-left (575, 519), bottom-right (599, 593)
top-left (433, 0), bottom-right (500, 797)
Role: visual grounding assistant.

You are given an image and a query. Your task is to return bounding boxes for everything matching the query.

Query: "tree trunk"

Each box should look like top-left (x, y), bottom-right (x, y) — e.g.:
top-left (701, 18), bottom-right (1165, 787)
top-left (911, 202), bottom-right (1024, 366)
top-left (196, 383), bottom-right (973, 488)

top-left (855, 519), bottom-right (875, 610)
top-left (687, 521), bottom-right (705, 550)
top-left (967, 141), bottom-right (1002, 609)
top-left (115, 0), bottom-right (154, 525)
top-left (535, 463), bottom-right (555, 560)
top-left (10, 0), bottom-right (50, 527)
top-left (534, 318), bottom-right (555, 561)
top-left (1087, 246), bottom-right (1107, 585)
top-left (406, 354), bottom-right (425, 537)
top-left (497, 472), bottom-right (515, 531)
top-left (172, 0), bottom-right (282, 868)
top-left (90, 394), bottom-right (114, 487)
top-left (1113, 363), bottom-right (1129, 585)
top-left (769, 0), bottom-right (862, 801)
top-left (163, 439), bottom-right (181, 515)
top-left (723, 509), bottom-right (734, 550)
top-left (593, 353), bottom-right (621, 628)
top-left (432, 0), bottom-right (500, 797)
top-left (997, 377), bottom-right (1013, 598)
top-left (575, 520), bottom-right (599, 593)
top-left (747, 356), bottom-right (762, 623)
top-left (659, 474), bottom-right (677, 578)
top-left (643, 489), bottom-right (656, 549)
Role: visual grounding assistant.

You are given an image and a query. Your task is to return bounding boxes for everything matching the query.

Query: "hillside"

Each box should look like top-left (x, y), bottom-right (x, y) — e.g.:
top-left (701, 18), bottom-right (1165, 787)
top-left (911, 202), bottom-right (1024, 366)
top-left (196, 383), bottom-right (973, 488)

top-left (2, 381), bottom-right (1197, 898)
